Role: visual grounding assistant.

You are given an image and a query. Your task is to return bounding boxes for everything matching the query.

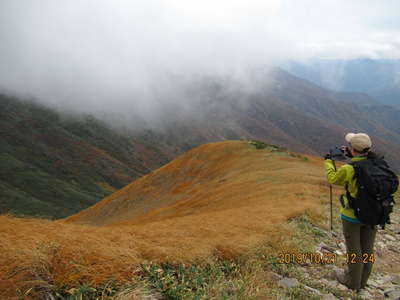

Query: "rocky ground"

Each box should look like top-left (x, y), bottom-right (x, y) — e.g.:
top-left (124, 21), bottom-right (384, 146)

top-left (273, 206), bottom-right (400, 300)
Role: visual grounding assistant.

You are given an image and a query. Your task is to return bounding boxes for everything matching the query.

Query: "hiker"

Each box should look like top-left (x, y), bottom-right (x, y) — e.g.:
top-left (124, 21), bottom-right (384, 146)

top-left (323, 133), bottom-right (397, 292)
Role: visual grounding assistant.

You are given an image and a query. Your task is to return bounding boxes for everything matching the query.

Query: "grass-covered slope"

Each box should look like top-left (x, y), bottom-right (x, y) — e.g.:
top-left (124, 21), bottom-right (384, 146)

top-left (0, 95), bottom-right (172, 218)
top-left (65, 141), bottom-right (322, 227)
top-left (0, 140), bottom-right (325, 297)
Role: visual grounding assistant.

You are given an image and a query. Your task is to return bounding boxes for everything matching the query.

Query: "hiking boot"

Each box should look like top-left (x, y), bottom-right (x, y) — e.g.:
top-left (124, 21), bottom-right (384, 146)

top-left (333, 268), bottom-right (351, 289)
top-left (357, 289), bottom-right (372, 299)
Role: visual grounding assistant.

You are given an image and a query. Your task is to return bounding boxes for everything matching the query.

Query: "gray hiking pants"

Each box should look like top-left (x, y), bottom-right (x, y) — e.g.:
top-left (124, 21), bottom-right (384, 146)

top-left (342, 219), bottom-right (377, 290)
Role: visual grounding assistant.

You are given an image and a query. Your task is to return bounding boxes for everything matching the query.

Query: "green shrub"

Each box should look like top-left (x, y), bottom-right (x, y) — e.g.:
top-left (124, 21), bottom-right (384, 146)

top-left (139, 260), bottom-right (246, 300)
top-left (247, 140), bottom-right (283, 151)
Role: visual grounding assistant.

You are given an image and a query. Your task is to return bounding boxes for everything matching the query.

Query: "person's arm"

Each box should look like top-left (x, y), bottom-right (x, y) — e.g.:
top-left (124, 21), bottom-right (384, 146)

top-left (324, 159), bottom-right (350, 186)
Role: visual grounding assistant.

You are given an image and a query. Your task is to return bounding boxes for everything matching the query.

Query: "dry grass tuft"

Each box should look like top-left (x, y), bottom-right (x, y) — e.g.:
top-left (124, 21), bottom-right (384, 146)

top-left (0, 216), bottom-right (142, 298)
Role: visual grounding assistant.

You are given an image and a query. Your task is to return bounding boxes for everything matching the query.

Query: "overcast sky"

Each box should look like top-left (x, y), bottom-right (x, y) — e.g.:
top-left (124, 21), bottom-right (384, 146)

top-left (0, 0), bottom-right (399, 116)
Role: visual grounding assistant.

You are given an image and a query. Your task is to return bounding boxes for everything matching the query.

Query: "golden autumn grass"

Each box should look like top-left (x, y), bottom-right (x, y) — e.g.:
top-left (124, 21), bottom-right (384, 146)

top-left (0, 141), bottom-right (338, 298)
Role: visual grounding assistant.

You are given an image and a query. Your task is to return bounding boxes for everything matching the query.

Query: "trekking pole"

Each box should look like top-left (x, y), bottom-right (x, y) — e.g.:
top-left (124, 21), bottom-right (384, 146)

top-left (330, 184), bottom-right (333, 231)
top-left (330, 160), bottom-right (337, 232)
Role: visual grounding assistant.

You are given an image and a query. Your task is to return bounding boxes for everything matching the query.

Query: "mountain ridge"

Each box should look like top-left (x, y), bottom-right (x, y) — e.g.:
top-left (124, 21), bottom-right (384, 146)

top-left (64, 141), bottom-right (321, 227)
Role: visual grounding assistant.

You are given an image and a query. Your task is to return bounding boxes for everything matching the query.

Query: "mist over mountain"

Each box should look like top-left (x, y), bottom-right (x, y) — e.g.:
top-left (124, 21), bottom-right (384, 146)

top-left (1, 1), bottom-right (400, 117)
top-left (141, 67), bottom-right (400, 165)
top-left (2, 67), bottom-right (400, 218)
top-left (284, 59), bottom-right (400, 106)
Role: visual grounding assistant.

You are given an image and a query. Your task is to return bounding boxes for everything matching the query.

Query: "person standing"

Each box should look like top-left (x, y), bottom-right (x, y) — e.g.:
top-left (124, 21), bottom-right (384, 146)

top-left (324, 133), bottom-right (378, 292)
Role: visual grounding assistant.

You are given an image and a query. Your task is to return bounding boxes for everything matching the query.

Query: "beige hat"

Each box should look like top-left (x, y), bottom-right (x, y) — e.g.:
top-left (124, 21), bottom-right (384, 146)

top-left (345, 133), bottom-right (372, 152)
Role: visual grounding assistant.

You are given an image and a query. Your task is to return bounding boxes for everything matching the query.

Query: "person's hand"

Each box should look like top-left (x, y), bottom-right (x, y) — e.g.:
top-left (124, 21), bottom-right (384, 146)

top-left (340, 146), bottom-right (353, 158)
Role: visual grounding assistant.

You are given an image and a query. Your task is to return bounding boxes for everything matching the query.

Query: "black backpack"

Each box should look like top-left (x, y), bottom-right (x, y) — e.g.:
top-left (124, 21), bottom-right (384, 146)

top-left (347, 156), bottom-right (398, 229)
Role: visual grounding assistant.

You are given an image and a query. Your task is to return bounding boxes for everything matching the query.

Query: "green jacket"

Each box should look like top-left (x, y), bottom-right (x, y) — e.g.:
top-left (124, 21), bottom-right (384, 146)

top-left (324, 156), bottom-right (368, 223)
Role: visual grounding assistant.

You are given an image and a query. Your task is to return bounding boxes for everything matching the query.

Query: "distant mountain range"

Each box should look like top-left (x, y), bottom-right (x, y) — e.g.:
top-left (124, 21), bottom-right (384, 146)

top-left (283, 58), bottom-right (400, 106)
top-left (144, 67), bottom-right (400, 168)
top-left (1, 67), bottom-right (399, 218)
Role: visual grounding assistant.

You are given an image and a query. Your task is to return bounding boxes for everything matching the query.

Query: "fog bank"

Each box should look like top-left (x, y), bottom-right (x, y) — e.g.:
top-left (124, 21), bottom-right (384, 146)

top-left (1, 0), bottom-right (399, 122)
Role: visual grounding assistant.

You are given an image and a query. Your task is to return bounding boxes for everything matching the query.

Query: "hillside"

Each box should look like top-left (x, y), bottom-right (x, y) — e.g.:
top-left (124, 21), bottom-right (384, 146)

top-left (265, 68), bottom-right (400, 158)
top-left (0, 94), bottom-right (177, 218)
top-left (65, 141), bottom-right (321, 226)
top-left (1, 141), bottom-right (399, 299)
top-left (0, 141), bottom-right (327, 297)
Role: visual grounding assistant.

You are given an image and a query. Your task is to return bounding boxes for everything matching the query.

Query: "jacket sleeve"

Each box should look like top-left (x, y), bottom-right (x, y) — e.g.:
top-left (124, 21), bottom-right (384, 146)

top-left (324, 159), bottom-right (349, 186)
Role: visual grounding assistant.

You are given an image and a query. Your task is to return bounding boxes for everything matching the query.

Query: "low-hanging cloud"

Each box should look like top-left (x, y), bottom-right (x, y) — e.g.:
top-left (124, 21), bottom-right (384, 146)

top-left (0, 0), bottom-right (399, 121)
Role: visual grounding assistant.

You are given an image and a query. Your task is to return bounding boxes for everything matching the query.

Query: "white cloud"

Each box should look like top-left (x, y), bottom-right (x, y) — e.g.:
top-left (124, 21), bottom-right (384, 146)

top-left (0, 0), bottom-right (398, 115)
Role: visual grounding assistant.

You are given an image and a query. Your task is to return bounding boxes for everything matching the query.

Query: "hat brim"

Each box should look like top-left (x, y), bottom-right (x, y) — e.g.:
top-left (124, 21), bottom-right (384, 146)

top-left (345, 133), bottom-right (355, 143)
